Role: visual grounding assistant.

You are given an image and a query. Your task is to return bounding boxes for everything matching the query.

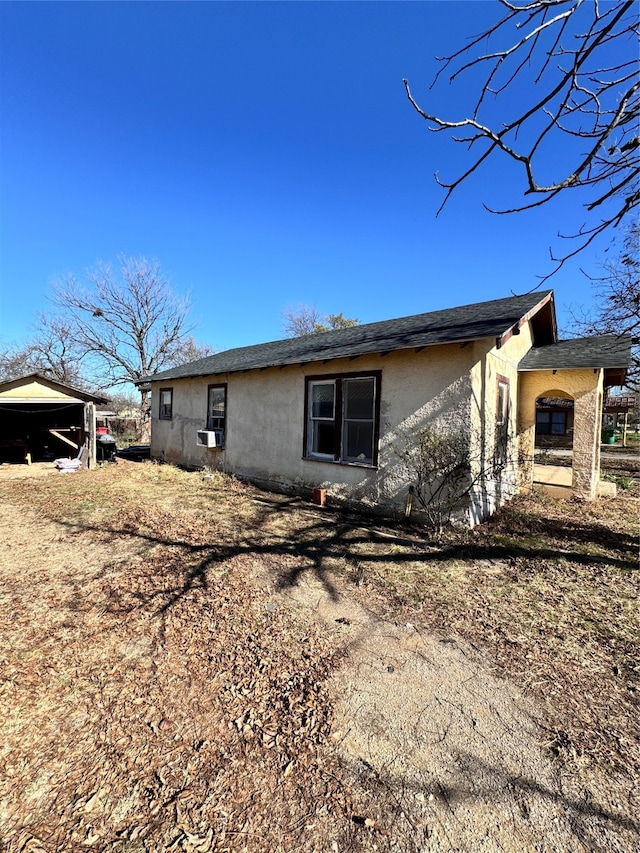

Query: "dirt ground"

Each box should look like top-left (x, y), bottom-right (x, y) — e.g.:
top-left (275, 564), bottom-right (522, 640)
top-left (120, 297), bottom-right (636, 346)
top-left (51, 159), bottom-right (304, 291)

top-left (0, 460), bottom-right (637, 852)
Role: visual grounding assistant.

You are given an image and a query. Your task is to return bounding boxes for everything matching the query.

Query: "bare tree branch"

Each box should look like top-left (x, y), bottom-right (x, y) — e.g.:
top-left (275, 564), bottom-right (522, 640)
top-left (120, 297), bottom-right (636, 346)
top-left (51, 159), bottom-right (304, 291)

top-left (51, 255), bottom-right (196, 420)
top-left (571, 224), bottom-right (639, 388)
top-left (0, 314), bottom-right (88, 388)
top-left (404, 0), bottom-right (639, 276)
top-left (282, 305), bottom-right (359, 337)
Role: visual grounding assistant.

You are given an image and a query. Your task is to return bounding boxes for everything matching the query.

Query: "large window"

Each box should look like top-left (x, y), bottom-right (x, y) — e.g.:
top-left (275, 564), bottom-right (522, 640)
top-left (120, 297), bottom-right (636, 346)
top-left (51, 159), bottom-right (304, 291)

top-left (305, 372), bottom-right (380, 466)
top-left (159, 388), bottom-right (173, 420)
top-left (207, 384), bottom-right (227, 433)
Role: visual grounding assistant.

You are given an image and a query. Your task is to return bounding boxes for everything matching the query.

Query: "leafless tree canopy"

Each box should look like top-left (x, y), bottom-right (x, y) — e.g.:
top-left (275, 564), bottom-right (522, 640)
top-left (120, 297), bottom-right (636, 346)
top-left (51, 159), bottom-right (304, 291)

top-left (404, 0), bottom-right (639, 276)
top-left (53, 255), bottom-right (194, 390)
top-left (282, 306), bottom-right (360, 337)
top-left (173, 336), bottom-right (216, 365)
top-left (1, 256), bottom-right (211, 416)
top-left (0, 315), bottom-right (86, 388)
top-left (573, 224), bottom-right (639, 388)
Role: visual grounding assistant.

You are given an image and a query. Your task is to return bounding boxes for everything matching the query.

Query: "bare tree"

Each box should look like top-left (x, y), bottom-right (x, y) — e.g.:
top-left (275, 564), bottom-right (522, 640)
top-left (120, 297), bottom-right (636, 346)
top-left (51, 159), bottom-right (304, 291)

top-left (173, 336), bottom-right (216, 365)
top-left (28, 314), bottom-right (88, 387)
top-left (0, 343), bottom-right (36, 383)
top-left (404, 0), bottom-right (639, 278)
top-left (398, 421), bottom-right (473, 536)
top-left (0, 314), bottom-right (87, 388)
top-left (104, 390), bottom-right (141, 416)
top-left (53, 255), bottom-right (194, 418)
top-left (282, 305), bottom-right (360, 337)
top-left (572, 224), bottom-right (639, 388)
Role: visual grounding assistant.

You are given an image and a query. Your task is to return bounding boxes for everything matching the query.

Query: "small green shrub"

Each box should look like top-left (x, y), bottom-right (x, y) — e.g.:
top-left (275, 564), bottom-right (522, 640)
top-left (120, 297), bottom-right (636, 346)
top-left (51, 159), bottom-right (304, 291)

top-left (615, 476), bottom-right (634, 491)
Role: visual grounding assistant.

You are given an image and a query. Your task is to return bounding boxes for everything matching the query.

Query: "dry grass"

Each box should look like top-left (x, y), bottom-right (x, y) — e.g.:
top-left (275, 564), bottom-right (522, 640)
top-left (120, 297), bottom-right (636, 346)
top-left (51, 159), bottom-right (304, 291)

top-left (0, 464), bottom-right (358, 852)
top-left (0, 458), bottom-right (638, 851)
top-left (360, 493), bottom-right (639, 778)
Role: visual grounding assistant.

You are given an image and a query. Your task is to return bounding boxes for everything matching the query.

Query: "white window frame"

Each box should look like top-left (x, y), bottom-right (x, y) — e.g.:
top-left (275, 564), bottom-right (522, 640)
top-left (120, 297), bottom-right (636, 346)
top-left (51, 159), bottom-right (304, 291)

top-left (496, 378), bottom-right (509, 427)
top-left (307, 379), bottom-right (337, 460)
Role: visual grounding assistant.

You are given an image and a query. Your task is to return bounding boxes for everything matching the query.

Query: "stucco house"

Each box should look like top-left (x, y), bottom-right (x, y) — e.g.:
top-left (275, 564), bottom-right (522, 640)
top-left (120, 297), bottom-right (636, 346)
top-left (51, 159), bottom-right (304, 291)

top-left (138, 291), bottom-right (630, 525)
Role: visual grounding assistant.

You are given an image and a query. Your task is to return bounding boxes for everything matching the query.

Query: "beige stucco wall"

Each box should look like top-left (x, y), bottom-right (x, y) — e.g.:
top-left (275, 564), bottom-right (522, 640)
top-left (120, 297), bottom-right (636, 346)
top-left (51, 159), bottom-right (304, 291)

top-left (466, 323), bottom-right (536, 523)
top-left (518, 368), bottom-right (604, 500)
top-left (151, 344), bottom-right (479, 514)
top-left (151, 325), bottom-right (541, 522)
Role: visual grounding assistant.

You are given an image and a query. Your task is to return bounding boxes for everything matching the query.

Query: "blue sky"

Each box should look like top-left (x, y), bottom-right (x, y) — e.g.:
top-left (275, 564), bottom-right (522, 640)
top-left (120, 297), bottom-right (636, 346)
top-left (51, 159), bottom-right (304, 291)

top-left (0, 1), bottom-right (628, 354)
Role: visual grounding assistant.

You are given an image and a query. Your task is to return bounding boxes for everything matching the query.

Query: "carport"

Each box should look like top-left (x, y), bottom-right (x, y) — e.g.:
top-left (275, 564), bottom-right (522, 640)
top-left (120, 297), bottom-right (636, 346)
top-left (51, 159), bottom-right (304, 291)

top-left (0, 373), bottom-right (108, 468)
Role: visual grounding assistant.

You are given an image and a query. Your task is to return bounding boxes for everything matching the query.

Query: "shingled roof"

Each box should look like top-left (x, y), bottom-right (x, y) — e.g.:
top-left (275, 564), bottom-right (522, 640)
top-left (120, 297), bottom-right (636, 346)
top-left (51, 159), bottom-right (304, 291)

top-left (519, 334), bottom-right (632, 386)
top-left (141, 291), bottom-right (556, 383)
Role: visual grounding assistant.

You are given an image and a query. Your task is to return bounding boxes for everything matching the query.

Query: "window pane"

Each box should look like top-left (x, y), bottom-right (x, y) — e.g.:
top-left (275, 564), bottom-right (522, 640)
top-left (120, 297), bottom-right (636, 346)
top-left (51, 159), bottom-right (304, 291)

top-left (311, 383), bottom-right (335, 419)
top-left (209, 388), bottom-right (225, 415)
top-left (160, 389), bottom-right (172, 419)
top-left (536, 412), bottom-right (550, 434)
top-left (497, 382), bottom-right (508, 425)
top-left (551, 412), bottom-right (566, 434)
top-left (313, 421), bottom-right (335, 455)
top-left (344, 378), bottom-right (374, 419)
top-left (208, 387), bottom-right (226, 430)
top-left (345, 422), bottom-right (373, 462)
top-left (209, 388), bottom-right (225, 422)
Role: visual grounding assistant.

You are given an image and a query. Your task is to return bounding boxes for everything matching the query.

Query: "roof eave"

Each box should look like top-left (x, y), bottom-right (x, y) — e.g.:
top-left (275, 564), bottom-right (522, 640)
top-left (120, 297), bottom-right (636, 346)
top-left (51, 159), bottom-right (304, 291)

top-left (142, 333), bottom-right (503, 383)
top-left (604, 366), bottom-right (628, 388)
top-left (496, 291), bottom-right (556, 350)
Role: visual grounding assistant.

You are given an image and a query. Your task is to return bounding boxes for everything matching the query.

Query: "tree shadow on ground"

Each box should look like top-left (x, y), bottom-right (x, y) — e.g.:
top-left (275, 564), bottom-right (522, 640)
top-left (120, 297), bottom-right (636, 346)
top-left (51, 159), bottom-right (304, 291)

top-left (482, 505), bottom-right (638, 556)
top-left (32, 497), bottom-right (637, 850)
top-left (53, 493), bottom-right (638, 627)
top-left (343, 747), bottom-right (639, 850)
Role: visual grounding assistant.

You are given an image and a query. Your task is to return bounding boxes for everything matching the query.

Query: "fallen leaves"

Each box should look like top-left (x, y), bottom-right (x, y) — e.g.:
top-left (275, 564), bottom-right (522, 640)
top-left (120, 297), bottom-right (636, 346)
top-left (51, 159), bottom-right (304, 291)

top-left (1, 459), bottom-right (638, 851)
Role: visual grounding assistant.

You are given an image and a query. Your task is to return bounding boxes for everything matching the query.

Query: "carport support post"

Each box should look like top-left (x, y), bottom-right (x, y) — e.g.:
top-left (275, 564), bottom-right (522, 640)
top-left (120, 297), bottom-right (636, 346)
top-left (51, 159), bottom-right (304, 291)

top-left (571, 372), bottom-right (603, 501)
top-left (84, 402), bottom-right (97, 469)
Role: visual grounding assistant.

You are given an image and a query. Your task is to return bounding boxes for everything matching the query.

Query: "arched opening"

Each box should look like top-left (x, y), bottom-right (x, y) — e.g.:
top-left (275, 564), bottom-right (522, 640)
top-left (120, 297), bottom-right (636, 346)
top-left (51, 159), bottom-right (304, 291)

top-left (534, 389), bottom-right (574, 449)
top-left (521, 370), bottom-right (606, 502)
top-left (532, 389), bottom-right (574, 497)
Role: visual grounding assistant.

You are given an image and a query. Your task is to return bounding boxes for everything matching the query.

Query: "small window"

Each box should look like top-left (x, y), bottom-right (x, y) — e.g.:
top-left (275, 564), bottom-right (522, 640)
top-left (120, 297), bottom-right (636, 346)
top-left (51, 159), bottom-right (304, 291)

top-left (536, 410), bottom-right (567, 436)
top-left (496, 378), bottom-right (509, 426)
top-left (536, 411), bottom-right (551, 435)
top-left (495, 376), bottom-right (510, 464)
top-left (159, 388), bottom-right (173, 420)
top-left (305, 372), bottom-right (380, 466)
top-left (551, 411), bottom-right (566, 435)
top-left (207, 384), bottom-right (227, 434)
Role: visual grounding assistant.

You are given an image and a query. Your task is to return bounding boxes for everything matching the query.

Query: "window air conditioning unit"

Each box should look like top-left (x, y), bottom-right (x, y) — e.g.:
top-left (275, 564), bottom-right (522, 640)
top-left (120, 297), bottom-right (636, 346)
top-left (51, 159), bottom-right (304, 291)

top-left (196, 429), bottom-right (224, 449)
